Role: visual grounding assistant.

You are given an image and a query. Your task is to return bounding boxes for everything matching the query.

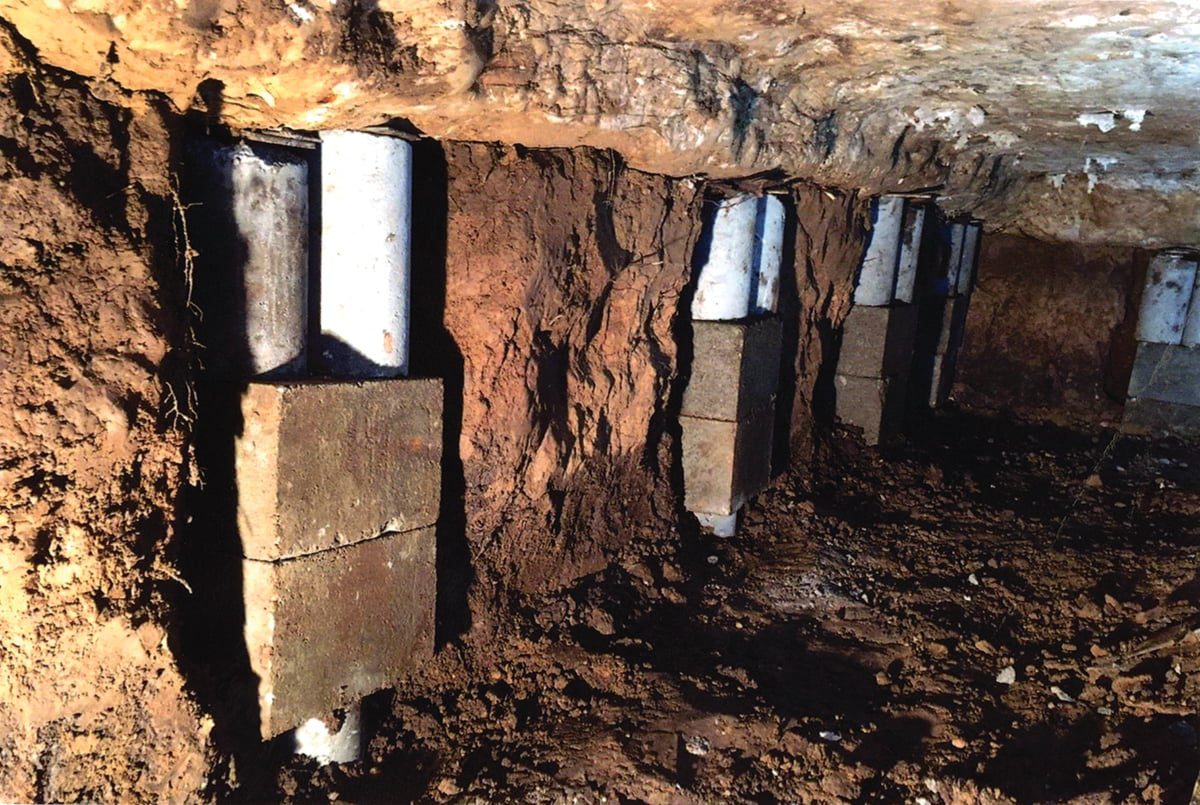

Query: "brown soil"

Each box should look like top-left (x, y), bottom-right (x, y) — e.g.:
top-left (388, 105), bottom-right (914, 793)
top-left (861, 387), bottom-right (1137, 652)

top-left (956, 235), bottom-right (1150, 425)
top-left (0, 30), bottom-right (207, 802)
top-left (230, 410), bottom-right (1200, 803)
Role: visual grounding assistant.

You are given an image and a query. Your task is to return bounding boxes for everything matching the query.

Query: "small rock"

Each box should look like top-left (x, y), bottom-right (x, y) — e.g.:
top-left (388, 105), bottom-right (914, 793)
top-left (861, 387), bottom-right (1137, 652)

top-left (1085, 473), bottom-right (1103, 489)
top-left (968, 573), bottom-right (980, 586)
top-left (1050, 685), bottom-right (1074, 703)
top-left (996, 666), bottom-right (1016, 685)
top-left (683, 735), bottom-right (711, 756)
top-left (437, 778), bottom-right (461, 796)
top-left (951, 736), bottom-right (967, 749)
top-left (706, 555), bottom-right (718, 565)
top-left (818, 730), bottom-right (842, 742)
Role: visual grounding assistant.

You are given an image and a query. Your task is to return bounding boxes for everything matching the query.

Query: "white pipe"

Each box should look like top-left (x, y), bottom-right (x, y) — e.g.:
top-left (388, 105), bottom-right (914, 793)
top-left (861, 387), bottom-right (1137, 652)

top-left (853, 196), bottom-right (905, 307)
top-left (697, 511), bottom-right (738, 538)
top-left (893, 202), bottom-right (926, 304)
top-left (318, 130), bottom-right (412, 376)
top-left (294, 703), bottom-right (362, 766)
top-left (1137, 251), bottom-right (1197, 345)
top-left (957, 222), bottom-right (981, 295)
top-left (752, 195), bottom-right (786, 315)
top-left (1182, 263), bottom-right (1200, 347)
top-left (944, 222), bottom-right (966, 295)
top-left (197, 141), bottom-right (309, 377)
top-left (692, 195), bottom-right (759, 321)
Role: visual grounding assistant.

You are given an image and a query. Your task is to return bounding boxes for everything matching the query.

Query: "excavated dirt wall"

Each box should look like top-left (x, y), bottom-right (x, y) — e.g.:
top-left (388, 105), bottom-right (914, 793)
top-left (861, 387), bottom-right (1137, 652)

top-left (955, 233), bottom-right (1147, 423)
top-left (413, 143), bottom-right (704, 607)
top-left (0, 31), bottom-right (208, 803)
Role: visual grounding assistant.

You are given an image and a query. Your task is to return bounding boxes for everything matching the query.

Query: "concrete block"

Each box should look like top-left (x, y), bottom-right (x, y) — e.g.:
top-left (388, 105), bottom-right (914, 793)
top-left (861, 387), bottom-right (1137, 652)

top-left (834, 373), bottom-right (906, 446)
top-left (681, 405), bottom-right (774, 517)
top-left (1137, 251), bottom-right (1197, 345)
top-left (1126, 342), bottom-right (1200, 407)
top-left (236, 378), bottom-right (442, 560)
top-left (837, 304), bottom-right (919, 379)
top-left (1123, 397), bottom-right (1200, 438)
top-left (682, 317), bottom-right (783, 421)
top-left (244, 527), bottom-right (435, 738)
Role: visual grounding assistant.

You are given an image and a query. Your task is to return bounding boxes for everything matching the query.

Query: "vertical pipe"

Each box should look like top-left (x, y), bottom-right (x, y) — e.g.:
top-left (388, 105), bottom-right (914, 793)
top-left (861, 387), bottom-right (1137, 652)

top-left (692, 195), bottom-right (759, 321)
top-left (752, 195), bottom-right (786, 315)
top-left (944, 222), bottom-right (966, 295)
top-left (1137, 251), bottom-right (1197, 345)
top-left (853, 196), bottom-right (905, 306)
top-left (956, 222), bottom-right (982, 296)
top-left (893, 202), bottom-right (927, 304)
top-left (318, 130), bottom-right (412, 376)
top-left (1182, 263), bottom-right (1200, 348)
top-left (191, 141), bottom-right (309, 377)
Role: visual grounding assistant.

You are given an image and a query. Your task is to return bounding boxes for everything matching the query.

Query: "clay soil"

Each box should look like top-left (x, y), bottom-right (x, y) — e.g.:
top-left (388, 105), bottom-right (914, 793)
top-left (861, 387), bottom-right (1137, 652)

top-left (224, 407), bottom-right (1200, 803)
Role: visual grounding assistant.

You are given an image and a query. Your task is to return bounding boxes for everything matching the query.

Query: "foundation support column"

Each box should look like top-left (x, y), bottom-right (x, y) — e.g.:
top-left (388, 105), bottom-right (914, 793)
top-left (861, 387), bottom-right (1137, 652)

top-left (683, 194), bottom-right (787, 536)
top-left (1123, 250), bottom-right (1200, 436)
top-left (834, 196), bottom-right (929, 445)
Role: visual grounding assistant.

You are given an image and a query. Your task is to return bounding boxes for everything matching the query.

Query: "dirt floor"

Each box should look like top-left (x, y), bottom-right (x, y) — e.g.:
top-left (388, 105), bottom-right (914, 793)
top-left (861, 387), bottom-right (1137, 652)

top-left (207, 406), bottom-right (1199, 803)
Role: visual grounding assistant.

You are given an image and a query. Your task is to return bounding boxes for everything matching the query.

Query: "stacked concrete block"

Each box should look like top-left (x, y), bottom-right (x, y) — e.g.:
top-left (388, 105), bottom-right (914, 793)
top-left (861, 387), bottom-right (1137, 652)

top-left (835, 196), bottom-right (929, 445)
top-left (238, 382), bottom-right (442, 742)
top-left (1123, 250), bottom-right (1200, 437)
top-left (681, 318), bottom-right (782, 519)
top-left (923, 220), bottom-right (981, 408)
top-left (683, 194), bottom-right (787, 535)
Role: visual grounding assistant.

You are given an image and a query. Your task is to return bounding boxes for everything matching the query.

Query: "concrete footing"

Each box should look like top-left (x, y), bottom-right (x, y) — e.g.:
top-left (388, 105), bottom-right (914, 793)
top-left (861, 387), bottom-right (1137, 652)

top-left (294, 704), bottom-right (363, 766)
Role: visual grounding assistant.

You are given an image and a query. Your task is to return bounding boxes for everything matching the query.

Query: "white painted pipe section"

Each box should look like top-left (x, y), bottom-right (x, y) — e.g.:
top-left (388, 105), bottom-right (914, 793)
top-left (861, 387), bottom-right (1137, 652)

top-left (692, 195), bottom-right (759, 321)
top-left (294, 703), bottom-right (361, 765)
top-left (1137, 251), bottom-right (1197, 345)
top-left (752, 195), bottom-right (786, 315)
top-left (1182, 263), bottom-right (1200, 347)
top-left (853, 196), bottom-right (905, 307)
top-left (957, 222), bottom-right (982, 295)
top-left (698, 511), bottom-right (738, 538)
top-left (319, 130), bottom-right (412, 376)
top-left (198, 141), bottom-right (309, 377)
top-left (893, 202), bottom-right (927, 304)
top-left (944, 222), bottom-right (966, 295)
